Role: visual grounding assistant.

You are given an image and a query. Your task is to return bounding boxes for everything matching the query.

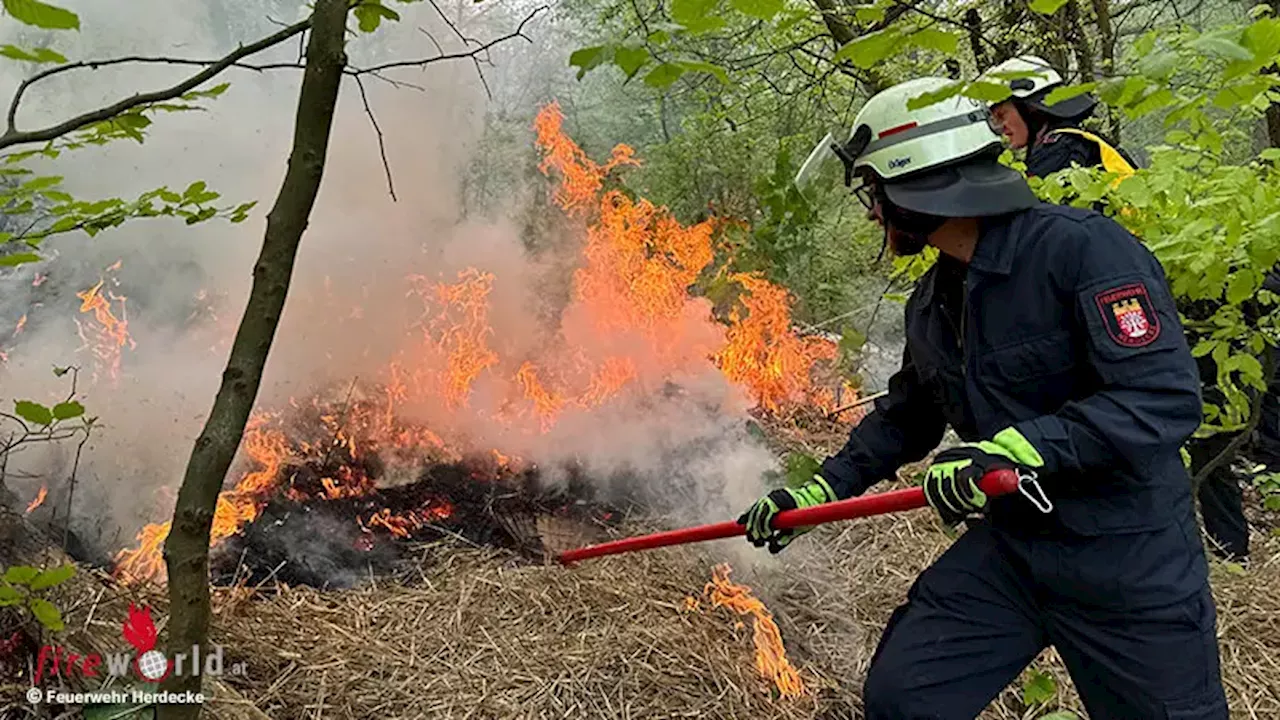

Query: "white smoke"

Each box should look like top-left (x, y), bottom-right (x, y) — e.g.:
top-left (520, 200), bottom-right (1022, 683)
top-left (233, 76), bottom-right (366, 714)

top-left (0, 0), bottom-right (784, 561)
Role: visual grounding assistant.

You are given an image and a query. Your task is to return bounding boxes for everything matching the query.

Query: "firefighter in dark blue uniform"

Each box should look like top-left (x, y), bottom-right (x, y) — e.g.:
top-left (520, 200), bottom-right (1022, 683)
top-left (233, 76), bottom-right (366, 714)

top-left (981, 55), bottom-right (1137, 181)
top-left (744, 77), bottom-right (1228, 718)
top-left (983, 55), bottom-right (1253, 561)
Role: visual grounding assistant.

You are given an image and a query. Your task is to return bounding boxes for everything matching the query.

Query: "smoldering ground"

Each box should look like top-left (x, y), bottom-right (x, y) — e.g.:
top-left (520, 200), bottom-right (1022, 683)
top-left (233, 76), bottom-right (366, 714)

top-left (0, 0), bottom-right (792, 570)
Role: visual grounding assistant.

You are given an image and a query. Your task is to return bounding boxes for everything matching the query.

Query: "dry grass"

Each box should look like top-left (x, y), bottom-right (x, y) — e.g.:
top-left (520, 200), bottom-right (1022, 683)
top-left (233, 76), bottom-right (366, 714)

top-left (203, 500), bottom-right (1280, 720)
top-left (210, 541), bottom-right (823, 720)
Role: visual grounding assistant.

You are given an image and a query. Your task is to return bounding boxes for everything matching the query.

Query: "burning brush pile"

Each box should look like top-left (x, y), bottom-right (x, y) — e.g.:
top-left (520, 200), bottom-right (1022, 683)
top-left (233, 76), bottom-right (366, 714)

top-left (109, 101), bottom-right (859, 591)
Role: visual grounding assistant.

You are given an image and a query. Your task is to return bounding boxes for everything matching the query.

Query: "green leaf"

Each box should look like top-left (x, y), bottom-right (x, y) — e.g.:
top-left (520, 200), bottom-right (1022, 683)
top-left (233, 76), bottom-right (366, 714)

top-left (854, 4), bottom-right (885, 23)
top-left (0, 44), bottom-right (66, 63)
top-left (612, 46), bottom-right (649, 80)
top-left (671, 0), bottom-right (724, 33)
top-left (1192, 340), bottom-right (1217, 358)
top-left (570, 45), bottom-right (614, 79)
top-left (14, 400), bottom-right (53, 426)
top-left (28, 597), bottom-right (63, 631)
top-left (1028, 0), bottom-right (1069, 14)
top-left (907, 82), bottom-right (963, 110)
top-left (965, 80), bottom-right (1016, 104)
top-left (29, 564), bottom-right (75, 591)
top-left (783, 452), bottom-right (821, 488)
top-left (680, 60), bottom-right (728, 83)
top-left (0, 583), bottom-right (22, 605)
top-left (51, 400), bottom-right (84, 420)
top-left (1129, 88), bottom-right (1175, 117)
top-left (1, 0), bottom-right (79, 30)
top-left (834, 28), bottom-right (899, 69)
top-left (1227, 273), bottom-right (1256, 304)
top-left (1237, 354), bottom-right (1265, 385)
top-left (1214, 79), bottom-right (1272, 109)
top-left (908, 28), bottom-right (960, 54)
top-left (1138, 51), bottom-right (1179, 80)
top-left (1042, 82), bottom-right (1098, 108)
top-left (644, 62), bottom-right (687, 89)
top-left (1022, 670), bottom-right (1057, 706)
top-left (1266, 494), bottom-right (1280, 511)
top-left (729, 0), bottom-right (782, 20)
top-left (1190, 35), bottom-right (1255, 62)
top-left (0, 252), bottom-right (39, 266)
top-left (3, 566), bottom-right (40, 585)
top-left (21, 174), bottom-right (62, 191)
top-left (353, 1), bottom-right (399, 33)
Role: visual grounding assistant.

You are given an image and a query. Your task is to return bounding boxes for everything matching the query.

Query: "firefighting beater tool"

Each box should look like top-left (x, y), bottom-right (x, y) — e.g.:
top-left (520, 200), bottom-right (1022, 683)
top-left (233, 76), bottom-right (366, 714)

top-left (557, 468), bottom-right (1037, 565)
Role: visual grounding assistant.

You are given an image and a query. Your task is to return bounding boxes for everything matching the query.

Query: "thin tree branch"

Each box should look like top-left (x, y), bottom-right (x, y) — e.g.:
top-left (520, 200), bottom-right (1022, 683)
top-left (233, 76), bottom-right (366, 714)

top-left (352, 6), bottom-right (545, 76)
top-left (1, 17), bottom-right (314, 150)
top-left (353, 75), bottom-right (396, 202)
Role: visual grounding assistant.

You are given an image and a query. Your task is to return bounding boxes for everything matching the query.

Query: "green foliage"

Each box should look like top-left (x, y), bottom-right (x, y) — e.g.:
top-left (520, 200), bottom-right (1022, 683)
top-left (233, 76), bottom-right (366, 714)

top-left (1027, 16), bottom-right (1280, 438)
top-left (1254, 472), bottom-right (1280, 511)
top-left (2, 0), bottom-right (79, 30)
top-left (1022, 669), bottom-right (1057, 706)
top-left (835, 26), bottom-right (962, 70)
top-left (0, 44), bottom-right (66, 63)
top-left (0, 563), bottom-right (75, 633)
top-left (1027, 0), bottom-right (1070, 15)
top-left (0, 77), bottom-right (257, 265)
top-left (14, 399), bottom-right (53, 426)
top-left (783, 451), bottom-right (822, 488)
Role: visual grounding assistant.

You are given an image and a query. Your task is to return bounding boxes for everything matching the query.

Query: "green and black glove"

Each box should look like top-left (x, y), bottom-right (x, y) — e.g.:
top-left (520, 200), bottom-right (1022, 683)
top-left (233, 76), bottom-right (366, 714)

top-left (738, 474), bottom-right (838, 554)
top-left (923, 427), bottom-right (1044, 526)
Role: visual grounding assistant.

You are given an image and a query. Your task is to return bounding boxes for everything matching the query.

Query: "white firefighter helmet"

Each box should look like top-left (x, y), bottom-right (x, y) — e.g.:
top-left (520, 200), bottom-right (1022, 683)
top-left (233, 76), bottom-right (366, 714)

top-left (826, 76), bottom-right (1037, 218)
top-left (981, 55), bottom-right (1098, 119)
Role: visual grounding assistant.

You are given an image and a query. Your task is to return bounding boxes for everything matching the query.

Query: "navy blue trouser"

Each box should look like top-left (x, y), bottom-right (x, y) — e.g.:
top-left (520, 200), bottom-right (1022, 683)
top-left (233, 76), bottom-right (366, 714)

top-left (863, 521), bottom-right (1228, 719)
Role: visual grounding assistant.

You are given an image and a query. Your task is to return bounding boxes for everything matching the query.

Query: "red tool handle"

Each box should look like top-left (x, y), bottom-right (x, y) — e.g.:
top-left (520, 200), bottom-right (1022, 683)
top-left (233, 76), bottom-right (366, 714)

top-left (555, 469), bottom-right (1021, 566)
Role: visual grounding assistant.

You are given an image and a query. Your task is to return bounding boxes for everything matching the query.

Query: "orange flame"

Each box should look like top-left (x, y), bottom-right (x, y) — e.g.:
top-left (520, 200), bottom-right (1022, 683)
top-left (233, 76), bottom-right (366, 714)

top-left (75, 262), bottom-right (136, 384)
top-left (704, 563), bottom-right (807, 698)
top-left (112, 101), bottom-right (853, 585)
top-left (24, 485), bottom-right (47, 514)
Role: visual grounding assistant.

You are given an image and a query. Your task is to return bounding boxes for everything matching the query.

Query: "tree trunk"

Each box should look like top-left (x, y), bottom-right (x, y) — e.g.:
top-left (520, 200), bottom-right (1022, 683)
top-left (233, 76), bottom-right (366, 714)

top-left (156, 0), bottom-right (349, 716)
top-left (964, 9), bottom-right (987, 71)
top-left (1089, 0), bottom-right (1120, 140)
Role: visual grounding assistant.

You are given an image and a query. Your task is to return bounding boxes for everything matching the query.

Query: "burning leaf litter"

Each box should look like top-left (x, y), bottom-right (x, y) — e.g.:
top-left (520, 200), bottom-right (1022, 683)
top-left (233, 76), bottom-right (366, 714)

top-left (700, 563), bottom-right (807, 699)
top-left (110, 101), bottom-right (855, 587)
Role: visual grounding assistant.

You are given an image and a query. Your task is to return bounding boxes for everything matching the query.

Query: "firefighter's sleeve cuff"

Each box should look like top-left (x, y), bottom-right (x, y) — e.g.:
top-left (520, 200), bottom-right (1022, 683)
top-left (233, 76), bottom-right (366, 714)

top-left (1010, 416), bottom-right (1068, 477)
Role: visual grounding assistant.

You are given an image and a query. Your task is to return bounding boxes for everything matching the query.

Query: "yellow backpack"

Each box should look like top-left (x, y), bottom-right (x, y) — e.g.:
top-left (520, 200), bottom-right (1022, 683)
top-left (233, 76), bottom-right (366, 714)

top-left (1047, 127), bottom-right (1136, 187)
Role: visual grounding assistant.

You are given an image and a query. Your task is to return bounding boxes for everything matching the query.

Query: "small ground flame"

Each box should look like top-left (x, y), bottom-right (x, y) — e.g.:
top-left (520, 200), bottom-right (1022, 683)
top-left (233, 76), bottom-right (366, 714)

top-left (24, 485), bottom-right (47, 514)
top-left (702, 563), bottom-right (807, 698)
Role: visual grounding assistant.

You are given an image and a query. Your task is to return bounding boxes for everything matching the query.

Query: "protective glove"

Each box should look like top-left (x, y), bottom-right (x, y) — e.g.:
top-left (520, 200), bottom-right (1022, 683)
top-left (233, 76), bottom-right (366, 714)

top-left (738, 474), bottom-right (837, 554)
top-left (923, 427), bottom-right (1044, 527)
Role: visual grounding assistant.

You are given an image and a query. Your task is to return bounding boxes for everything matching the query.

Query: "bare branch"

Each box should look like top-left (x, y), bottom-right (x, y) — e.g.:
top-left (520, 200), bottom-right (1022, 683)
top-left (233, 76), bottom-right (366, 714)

top-left (353, 6), bottom-right (545, 75)
top-left (1, 17), bottom-right (313, 150)
top-left (353, 75), bottom-right (396, 202)
top-left (428, 0), bottom-right (481, 46)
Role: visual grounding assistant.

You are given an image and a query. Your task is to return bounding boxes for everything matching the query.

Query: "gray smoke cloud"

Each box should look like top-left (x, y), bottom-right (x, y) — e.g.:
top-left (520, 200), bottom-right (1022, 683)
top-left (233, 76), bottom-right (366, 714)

top-left (0, 0), bottom-right (785, 565)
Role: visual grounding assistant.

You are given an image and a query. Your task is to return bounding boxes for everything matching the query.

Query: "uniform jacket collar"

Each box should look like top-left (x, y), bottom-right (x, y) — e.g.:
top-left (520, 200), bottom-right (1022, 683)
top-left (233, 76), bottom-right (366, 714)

top-left (914, 213), bottom-right (1020, 306)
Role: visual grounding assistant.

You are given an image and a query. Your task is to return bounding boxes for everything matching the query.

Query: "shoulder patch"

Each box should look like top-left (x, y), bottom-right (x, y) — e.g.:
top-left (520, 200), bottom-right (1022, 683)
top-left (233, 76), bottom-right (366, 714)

top-left (1041, 132), bottom-right (1060, 145)
top-left (1094, 283), bottom-right (1160, 347)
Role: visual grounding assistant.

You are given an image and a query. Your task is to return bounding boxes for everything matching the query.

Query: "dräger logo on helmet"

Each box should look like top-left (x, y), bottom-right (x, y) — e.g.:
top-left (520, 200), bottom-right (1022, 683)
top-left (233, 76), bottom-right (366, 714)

top-left (887, 156), bottom-right (911, 169)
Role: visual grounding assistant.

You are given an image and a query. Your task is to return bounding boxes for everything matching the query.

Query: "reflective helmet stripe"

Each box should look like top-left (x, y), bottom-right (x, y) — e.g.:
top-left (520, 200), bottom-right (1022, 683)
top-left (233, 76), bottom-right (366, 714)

top-left (860, 109), bottom-right (995, 158)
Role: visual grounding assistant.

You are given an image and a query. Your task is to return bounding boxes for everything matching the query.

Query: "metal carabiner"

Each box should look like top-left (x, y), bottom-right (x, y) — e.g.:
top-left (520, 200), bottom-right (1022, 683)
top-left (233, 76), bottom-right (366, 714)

top-left (1016, 468), bottom-right (1054, 514)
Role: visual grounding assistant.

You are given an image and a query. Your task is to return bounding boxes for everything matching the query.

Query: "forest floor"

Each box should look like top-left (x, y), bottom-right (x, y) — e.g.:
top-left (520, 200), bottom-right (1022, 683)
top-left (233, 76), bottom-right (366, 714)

top-left (194, 413), bottom-right (1280, 720)
top-left (3, 415), bottom-right (1277, 719)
